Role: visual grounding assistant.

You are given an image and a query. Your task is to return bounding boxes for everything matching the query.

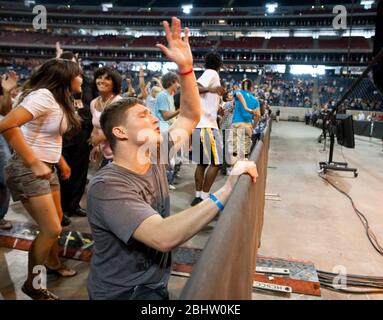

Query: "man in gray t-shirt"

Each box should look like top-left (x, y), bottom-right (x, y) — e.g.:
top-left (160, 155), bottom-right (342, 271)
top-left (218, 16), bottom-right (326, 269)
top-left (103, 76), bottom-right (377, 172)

top-left (87, 162), bottom-right (172, 299)
top-left (86, 17), bottom-right (258, 300)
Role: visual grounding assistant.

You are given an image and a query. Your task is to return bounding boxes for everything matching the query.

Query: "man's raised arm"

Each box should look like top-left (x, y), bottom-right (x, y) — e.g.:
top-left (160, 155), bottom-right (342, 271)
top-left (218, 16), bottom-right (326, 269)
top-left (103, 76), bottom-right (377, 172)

top-left (156, 17), bottom-right (200, 150)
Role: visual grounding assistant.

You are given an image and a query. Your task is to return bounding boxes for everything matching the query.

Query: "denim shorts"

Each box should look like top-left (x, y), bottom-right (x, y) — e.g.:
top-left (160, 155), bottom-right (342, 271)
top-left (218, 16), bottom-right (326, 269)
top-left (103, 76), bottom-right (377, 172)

top-left (5, 154), bottom-right (59, 201)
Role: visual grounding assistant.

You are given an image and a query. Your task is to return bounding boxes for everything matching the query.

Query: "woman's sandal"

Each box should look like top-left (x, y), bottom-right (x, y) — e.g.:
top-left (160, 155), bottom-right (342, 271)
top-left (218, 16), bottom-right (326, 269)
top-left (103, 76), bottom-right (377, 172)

top-left (22, 284), bottom-right (60, 300)
top-left (45, 264), bottom-right (77, 277)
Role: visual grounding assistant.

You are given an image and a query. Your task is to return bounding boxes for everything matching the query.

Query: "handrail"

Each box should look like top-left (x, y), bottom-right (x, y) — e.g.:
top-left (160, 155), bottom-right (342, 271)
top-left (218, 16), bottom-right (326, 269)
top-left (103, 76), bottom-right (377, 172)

top-left (180, 120), bottom-right (271, 300)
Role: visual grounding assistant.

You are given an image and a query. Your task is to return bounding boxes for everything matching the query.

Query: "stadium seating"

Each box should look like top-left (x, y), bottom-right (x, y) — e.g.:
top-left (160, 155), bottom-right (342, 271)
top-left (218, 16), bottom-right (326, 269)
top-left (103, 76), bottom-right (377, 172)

top-left (318, 37), bottom-right (370, 50)
top-left (267, 38), bottom-right (314, 50)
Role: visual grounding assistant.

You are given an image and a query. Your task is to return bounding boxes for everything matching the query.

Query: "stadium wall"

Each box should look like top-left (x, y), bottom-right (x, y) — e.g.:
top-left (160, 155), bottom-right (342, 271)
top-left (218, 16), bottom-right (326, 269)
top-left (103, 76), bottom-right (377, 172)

top-left (269, 106), bottom-right (312, 122)
top-left (268, 107), bottom-right (383, 122)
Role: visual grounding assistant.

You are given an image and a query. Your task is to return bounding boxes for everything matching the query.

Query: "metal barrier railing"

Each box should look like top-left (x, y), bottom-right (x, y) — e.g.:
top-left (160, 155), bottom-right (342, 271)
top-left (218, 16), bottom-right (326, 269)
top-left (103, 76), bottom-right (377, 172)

top-left (353, 120), bottom-right (383, 139)
top-left (180, 120), bottom-right (271, 300)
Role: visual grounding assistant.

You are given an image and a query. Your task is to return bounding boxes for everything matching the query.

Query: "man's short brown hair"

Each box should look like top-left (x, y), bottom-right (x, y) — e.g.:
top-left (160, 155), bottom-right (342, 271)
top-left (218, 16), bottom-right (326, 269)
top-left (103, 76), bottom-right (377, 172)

top-left (161, 72), bottom-right (179, 89)
top-left (100, 98), bottom-right (141, 151)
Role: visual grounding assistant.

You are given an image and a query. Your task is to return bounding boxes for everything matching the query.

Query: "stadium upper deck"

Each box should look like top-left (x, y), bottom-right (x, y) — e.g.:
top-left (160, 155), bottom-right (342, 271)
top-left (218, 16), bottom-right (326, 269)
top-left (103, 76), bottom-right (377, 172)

top-left (0, 0), bottom-right (378, 65)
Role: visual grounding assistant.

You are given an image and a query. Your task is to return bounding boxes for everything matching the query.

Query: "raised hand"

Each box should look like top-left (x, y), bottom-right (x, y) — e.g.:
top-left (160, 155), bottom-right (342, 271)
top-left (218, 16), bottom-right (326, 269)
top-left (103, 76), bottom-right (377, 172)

top-left (152, 77), bottom-right (163, 89)
top-left (1, 71), bottom-right (18, 93)
top-left (156, 17), bottom-right (193, 73)
top-left (56, 41), bottom-right (63, 58)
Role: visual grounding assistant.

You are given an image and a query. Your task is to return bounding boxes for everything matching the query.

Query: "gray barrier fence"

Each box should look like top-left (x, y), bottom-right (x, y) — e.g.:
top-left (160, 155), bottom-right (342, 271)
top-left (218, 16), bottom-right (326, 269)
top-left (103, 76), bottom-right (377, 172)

top-left (353, 120), bottom-right (383, 139)
top-left (180, 120), bottom-right (271, 300)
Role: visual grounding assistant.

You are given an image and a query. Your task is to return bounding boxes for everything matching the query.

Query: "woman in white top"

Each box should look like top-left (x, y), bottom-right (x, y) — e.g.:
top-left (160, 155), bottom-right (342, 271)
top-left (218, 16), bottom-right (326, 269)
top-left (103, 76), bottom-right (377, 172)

top-left (0, 58), bottom-right (83, 300)
top-left (89, 67), bottom-right (122, 168)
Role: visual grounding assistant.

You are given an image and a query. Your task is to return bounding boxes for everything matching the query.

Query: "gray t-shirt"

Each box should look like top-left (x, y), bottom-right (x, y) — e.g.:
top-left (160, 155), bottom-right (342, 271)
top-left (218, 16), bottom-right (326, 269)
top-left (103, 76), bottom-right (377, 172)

top-left (87, 162), bottom-right (171, 300)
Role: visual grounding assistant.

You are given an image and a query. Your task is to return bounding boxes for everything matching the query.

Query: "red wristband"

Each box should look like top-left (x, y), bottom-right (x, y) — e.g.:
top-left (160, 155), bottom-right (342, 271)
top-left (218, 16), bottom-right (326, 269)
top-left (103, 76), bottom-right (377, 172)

top-left (178, 68), bottom-right (194, 76)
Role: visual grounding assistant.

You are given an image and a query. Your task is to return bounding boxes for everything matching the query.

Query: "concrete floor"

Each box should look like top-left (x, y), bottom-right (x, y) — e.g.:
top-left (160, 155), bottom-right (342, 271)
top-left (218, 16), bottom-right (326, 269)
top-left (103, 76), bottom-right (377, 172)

top-left (254, 121), bottom-right (383, 300)
top-left (1, 121), bottom-right (382, 300)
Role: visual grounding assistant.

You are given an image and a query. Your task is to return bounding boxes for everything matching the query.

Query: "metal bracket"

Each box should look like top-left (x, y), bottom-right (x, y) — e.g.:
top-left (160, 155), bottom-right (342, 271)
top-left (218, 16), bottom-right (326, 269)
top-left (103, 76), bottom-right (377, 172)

top-left (256, 266), bottom-right (290, 275)
top-left (265, 193), bottom-right (281, 201)
top-left (253, 281), bottom-right (292, 294)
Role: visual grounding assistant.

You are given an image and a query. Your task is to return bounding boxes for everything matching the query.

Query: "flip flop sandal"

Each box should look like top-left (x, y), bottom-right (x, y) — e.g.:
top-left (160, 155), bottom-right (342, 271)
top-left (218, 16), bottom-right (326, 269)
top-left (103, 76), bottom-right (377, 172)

top-left (45, 264), bottom-right (77, 277)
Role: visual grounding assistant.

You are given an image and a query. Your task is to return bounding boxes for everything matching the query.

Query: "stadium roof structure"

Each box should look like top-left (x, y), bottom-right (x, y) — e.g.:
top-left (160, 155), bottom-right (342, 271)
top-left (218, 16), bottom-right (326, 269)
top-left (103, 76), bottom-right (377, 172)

top-left (7, 0), bottom-right (361, 8)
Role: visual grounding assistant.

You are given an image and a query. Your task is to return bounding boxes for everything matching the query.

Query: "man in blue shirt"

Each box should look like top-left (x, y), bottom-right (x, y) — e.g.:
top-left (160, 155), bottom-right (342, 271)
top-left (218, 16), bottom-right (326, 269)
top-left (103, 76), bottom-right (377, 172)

top-left (155, 72), bottom-right (180, 190)
top-left (155, 72), bottom-right (180, 132)
top-left (230, 79), bottom-right (260, 163)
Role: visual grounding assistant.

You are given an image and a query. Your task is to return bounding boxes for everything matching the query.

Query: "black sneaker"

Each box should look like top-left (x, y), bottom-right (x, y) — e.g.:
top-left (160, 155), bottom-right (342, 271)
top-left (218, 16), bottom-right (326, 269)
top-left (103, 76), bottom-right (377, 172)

top-left (74, 208), bottom-right (87, 217)
top-left (0, 219), bottom-right (12, 230)
top-left (61, 215), bottom-right (71, 227)
top-left (65, 208), bottom-right (87, 217)
top-left (190, 197), bottom-right (203, 206)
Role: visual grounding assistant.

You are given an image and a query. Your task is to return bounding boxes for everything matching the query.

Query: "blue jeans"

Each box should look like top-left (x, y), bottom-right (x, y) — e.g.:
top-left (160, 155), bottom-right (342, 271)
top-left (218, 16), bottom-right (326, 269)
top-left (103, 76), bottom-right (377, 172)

top-left (166, 164), bottom-right (175, 185)
top-left (89, 286), bottom-right (169, 300)
top-left (0, 135), bottom-right (11, 219)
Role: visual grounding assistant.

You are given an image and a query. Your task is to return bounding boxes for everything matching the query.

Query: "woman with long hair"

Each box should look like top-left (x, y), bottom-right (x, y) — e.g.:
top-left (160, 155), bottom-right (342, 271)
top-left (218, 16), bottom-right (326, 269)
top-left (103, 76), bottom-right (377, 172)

top-left (89, 67), bottom-right (122, 168)
top-left (0, 58), bottom-right (83, 300)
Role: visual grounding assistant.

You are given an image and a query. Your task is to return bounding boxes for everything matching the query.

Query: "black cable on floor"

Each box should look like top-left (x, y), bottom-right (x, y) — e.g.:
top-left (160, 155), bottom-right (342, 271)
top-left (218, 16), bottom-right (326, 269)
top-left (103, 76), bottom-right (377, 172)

top-left (315, 172), bottom-right (383, 294)
top-left (317, 270), bottom-right (383, 294)
top-left (340, 145), bottom-right (348, 164)
top-left (318, 172), bottom-right (383, 256)
top-left (319, 282), bottom-right (383, 294)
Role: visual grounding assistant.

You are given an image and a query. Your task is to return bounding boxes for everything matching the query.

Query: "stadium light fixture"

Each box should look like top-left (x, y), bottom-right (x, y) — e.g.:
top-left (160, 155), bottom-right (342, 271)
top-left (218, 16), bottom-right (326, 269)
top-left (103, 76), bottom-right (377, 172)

top-left (360, 0), bottom-right (374, 10)
top-left (290, 65), bottom-right (325, 76)
top-left (147, 62), bottom-right (161, 72)
top-left (182, 4), bottom-right (193, 14)
top-left (24, 0), bottom-right (35, 7)
top-left (265, 3), bottom-right (278, 14)
top-left (162, 62), bottom-right (178, 74)
top-left (101, 3), bottom-right (113, 12)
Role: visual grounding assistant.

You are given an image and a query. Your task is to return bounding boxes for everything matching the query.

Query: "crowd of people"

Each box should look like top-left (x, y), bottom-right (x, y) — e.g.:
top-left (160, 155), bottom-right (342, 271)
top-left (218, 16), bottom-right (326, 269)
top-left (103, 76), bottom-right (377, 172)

top-left (257, 74), bottom-right (314, 108)
top-left (0, 17), bottom-right (262, 301)
top-left (318, 77), bottom-right (383, 112)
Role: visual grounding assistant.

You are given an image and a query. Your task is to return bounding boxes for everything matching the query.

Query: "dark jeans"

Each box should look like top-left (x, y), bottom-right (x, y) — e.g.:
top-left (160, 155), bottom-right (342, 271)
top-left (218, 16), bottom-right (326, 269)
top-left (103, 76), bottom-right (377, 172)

top-left (251, 133), bottom-right (261, 153)
top-left (221, 129), bottom-right (231, 174)
top-left (90, 286), bottom-right (169, 301)
top-left (167, 154), bottom-right (182, 185)
top-left (59, 130), bottom-right (92, 214)
top-left (166, 165), bottom-right (175, 185)
top-left (127, 286), bottom-right (169, 300)
top-left (0, 135), bottom-right (11, 219)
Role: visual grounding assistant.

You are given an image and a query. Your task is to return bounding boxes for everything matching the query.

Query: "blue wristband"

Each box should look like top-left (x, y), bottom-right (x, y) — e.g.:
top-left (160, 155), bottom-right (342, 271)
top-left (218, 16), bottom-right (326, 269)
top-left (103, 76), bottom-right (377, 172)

top-left (209, 194), bottom-right (224, 211)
